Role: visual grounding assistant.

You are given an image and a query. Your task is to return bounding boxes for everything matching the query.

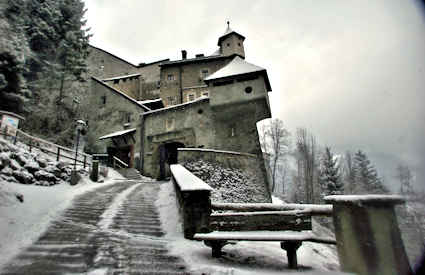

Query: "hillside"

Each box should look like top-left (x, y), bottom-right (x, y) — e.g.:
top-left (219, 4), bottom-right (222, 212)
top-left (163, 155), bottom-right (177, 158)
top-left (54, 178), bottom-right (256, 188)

top-left (0, 0), bottom-right (91, 147)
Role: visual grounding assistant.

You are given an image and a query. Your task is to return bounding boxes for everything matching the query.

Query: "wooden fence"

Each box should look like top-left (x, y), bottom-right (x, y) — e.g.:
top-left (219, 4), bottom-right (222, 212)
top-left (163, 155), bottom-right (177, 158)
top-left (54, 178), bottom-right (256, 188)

top-left (1, 125), bottom-right (91, 168)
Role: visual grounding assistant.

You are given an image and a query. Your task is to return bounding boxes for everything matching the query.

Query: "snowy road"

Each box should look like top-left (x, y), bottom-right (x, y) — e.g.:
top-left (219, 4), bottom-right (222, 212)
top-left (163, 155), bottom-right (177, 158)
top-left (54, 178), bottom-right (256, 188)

top-left (1, 180), bottom-right (188, 275)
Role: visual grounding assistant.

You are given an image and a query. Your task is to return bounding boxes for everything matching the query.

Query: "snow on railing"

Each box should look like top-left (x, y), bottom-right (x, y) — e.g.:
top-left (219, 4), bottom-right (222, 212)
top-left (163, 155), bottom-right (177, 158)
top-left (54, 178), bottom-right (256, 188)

top-left (1, 125), bottom-right (91, 168)
top-left (211, 202), bottom-right (333, 216)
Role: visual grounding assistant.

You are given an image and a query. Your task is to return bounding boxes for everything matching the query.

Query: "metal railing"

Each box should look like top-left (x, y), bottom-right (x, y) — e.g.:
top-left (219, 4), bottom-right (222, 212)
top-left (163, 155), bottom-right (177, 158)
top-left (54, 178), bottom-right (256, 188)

top-left (112, 156), bottom-right (128, 169)
top-left (1, 125), bottom-right (91, 168)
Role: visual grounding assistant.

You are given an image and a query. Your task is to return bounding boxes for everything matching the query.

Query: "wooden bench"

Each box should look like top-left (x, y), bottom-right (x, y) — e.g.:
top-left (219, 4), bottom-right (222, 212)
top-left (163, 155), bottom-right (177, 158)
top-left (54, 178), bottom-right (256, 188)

top-left (193, 203), bottom-right (336, 269)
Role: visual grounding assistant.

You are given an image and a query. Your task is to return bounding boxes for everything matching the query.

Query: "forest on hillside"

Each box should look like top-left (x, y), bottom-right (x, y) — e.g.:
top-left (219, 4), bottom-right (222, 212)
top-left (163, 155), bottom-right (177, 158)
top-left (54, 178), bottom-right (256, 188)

top-left (0, 0), bottom-right (90, 146)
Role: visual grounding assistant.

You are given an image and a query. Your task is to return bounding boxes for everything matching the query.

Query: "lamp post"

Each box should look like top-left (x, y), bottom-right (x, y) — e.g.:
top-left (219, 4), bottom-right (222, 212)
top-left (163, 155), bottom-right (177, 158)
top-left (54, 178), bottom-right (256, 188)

top-left (73, 120), bottom-right (87, 170)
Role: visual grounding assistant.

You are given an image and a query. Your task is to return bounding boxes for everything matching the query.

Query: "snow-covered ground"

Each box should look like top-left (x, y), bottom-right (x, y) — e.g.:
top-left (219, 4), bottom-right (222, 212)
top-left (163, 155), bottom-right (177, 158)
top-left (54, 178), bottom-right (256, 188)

top-left (0, 169), bottom-right (125, 270)
top-left (156, 180), bottom-right (342, 275)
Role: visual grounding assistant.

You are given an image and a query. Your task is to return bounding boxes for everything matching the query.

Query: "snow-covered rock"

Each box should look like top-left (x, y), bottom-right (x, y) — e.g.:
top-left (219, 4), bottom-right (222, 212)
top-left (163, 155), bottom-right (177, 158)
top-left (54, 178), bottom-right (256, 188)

top-left (34, 170), bottom-right (57, 184)
top-left (9, 159), bottom-right (21, 171)
top-left (24, 161), bottom-right (40, 174)
top-left (12, 170), bottom-right (34, 185)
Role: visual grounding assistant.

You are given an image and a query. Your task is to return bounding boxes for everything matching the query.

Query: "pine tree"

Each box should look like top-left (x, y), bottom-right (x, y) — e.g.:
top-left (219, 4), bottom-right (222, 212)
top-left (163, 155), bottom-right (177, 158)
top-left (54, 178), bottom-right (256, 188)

top-left (353, 150), bottom-right (388, 194)
top-left (319, 147), bottom-right (343, 197)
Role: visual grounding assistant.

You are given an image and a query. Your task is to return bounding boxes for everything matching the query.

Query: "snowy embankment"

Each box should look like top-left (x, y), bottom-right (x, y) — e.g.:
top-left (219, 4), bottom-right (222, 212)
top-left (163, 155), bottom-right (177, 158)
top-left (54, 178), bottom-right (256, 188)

top-left (0, 136), bottom-right (125, 269)
top-left (156, 181), bottom-right (341, 275)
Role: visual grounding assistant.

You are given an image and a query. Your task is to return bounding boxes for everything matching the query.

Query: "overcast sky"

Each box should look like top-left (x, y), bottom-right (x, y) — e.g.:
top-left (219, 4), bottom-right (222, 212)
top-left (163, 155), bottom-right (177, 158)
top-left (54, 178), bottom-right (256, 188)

top-left (83, 0), bottom-right (425, 191)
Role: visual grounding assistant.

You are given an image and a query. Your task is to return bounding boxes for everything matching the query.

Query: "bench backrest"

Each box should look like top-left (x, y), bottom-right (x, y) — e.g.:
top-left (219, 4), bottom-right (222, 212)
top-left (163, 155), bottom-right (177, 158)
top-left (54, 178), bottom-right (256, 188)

top-left (210, 210), bottom-right (312, 231)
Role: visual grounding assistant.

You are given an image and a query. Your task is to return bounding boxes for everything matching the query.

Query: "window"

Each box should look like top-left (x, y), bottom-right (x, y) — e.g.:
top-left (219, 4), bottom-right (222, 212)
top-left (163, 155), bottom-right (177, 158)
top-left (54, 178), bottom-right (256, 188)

top-left (227, 43), bottom-right (230, 47)
top-left (101, 95), bottom-right (106, 105)
top-left (166, 118), bottom-right (175, 131)
top-left (156, 81), bottom-right (161, 88)
top-left (245, 86), bottom-right (253, 94)
top-left (202, 91), bottom-right (209, 97)
top-left (238, 42), bottom-right (241, 46)
top-left (113, 79), bottom-right (119, 84)
top-left (167, 96), bottom-right (176, 105)
top-left (188, 93), bottom-right (195, 102)
top-left (167, 74), bottom-right (175, 81)
top-left (200, 69), bottom-right (209, 79)
top-left (126, 113), bottom-right (131, 123)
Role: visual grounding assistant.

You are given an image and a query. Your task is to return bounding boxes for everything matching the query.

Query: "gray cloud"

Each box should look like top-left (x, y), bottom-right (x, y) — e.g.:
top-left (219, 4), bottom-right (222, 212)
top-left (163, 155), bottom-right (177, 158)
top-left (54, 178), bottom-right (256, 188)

top-left (83, 0), bottom-right (425, 191)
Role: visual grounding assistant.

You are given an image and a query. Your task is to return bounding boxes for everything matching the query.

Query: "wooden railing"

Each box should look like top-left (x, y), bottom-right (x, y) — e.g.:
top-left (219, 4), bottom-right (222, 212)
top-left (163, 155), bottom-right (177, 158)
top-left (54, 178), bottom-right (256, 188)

top-left (1, 125), bottom-right (91, 168)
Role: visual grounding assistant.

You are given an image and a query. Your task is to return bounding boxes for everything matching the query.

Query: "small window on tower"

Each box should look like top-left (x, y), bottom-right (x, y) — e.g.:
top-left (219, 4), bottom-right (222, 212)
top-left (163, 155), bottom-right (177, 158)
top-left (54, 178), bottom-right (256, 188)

top-left (113, 79), bottom-right (119, 84)
top-left (167, 74), bottom-right (175, 81)
top-left (101, 95), bottom-right (106, 105)
top-left (200, 69), bottom-right (209, 79)
top-left (188, 93), bottom-right (195, 102)
top-left (238, 42), bottom-right (241, 46)
top-left (227, 43), bottom-right (231, 47)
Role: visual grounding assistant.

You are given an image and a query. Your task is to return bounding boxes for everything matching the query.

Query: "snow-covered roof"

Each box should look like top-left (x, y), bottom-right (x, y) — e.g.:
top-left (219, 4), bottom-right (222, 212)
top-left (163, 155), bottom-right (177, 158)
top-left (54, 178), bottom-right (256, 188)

top-left (204, 56), bottom-right (272, 91)
top-left (99, 128), bottom-right (136, 140)
top-left (142, 97), bottom-right (209, 116)
top-left (217, 25), bottom-right (245, 46)
top-left (205, 56), bottom-right (264, 80)
top-left (102, 73), bottom-right (141, 81)
top-left (137, 98), bottom-right (163, 104)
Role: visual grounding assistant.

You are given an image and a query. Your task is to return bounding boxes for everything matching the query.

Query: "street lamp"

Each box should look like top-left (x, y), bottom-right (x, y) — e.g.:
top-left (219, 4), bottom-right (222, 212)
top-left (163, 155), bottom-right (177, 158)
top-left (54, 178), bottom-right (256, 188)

top-left (73, 120), bottom-right (87, 170)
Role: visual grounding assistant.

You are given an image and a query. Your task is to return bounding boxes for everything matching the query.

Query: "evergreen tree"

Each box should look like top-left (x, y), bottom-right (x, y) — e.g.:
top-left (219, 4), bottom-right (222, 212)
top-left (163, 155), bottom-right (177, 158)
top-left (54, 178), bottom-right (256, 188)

top-left (353, 150), bottom-right (388, 194)
top-left (319, 147), bottom-right (343, 196)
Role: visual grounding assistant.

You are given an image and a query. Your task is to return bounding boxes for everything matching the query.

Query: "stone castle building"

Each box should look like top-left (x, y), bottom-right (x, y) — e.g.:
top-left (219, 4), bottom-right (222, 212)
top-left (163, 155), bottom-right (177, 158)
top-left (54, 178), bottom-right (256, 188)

top-left (86, 24), bottom-right (272, 185)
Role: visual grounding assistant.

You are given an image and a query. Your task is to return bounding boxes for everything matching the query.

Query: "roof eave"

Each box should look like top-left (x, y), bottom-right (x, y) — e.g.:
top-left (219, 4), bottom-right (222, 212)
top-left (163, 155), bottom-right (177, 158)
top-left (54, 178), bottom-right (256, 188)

top-left (205, 70), bottom-right (272, 91)
top-left (217, 32), bottom-right (246, 46)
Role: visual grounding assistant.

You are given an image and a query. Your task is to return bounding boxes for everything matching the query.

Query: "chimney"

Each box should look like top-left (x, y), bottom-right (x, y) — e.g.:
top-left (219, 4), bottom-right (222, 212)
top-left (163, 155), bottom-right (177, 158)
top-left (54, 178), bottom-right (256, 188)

top-left (181, 50), bottom-right (187, 59)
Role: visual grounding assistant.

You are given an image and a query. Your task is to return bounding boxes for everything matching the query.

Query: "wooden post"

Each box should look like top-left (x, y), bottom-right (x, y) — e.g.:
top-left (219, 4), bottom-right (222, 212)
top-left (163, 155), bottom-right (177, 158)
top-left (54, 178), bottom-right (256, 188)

top-left (29, 137), bottom-right (32, 152)
top-left (57, 147), bottom-right (60, 161)
top-left (83, 155), bottom-right (87, 168)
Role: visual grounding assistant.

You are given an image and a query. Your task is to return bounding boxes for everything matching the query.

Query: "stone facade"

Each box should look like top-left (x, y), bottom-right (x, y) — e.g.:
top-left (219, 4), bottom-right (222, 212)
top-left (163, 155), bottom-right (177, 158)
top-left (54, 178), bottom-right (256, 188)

top-left (86, 24), bottom-right (273, 194)
top-left (86, 77), bottom-right (147, 153)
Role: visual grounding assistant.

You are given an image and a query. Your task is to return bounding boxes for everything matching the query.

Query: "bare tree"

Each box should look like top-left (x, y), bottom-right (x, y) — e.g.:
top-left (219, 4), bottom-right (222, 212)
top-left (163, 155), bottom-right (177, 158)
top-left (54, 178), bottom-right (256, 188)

top-left (396, 164), bottom-right (414, 195)
top-left (342, 151), bottom-right (356, 194)
top-left (295, 128), bottom-right (318, 203)
top-left (259, 119), bottom-right (290, 193)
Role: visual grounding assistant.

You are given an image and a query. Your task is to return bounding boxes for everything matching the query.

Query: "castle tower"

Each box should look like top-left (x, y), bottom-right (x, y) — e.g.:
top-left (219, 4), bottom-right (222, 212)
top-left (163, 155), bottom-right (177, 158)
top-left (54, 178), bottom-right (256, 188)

top-left (218, 22), bottom-right (245, 58)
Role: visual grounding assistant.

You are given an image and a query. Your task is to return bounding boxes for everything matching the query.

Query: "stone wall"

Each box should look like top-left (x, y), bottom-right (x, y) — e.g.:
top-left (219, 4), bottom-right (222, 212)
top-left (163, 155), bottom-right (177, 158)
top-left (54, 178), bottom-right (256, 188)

top-left (178, 148), bottom-right (271, 203)
top-left (87, 46), bottom-right (138, 79)
top-left (136, 62), bottom-right (163, 100)
top-left (159, 57), bottom-right (231, 106)
top-left (141, 99), bottom-right (213, 178)
top-left (103, 75), bottom-right (141, 100)
top-left (86, 77), bottom-right (145, 153)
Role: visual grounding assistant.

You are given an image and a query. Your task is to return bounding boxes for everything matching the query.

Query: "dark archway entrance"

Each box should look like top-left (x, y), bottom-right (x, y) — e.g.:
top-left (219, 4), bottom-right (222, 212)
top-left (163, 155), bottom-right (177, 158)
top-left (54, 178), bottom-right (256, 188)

top-left (158, 142), bottom-right (185, 180)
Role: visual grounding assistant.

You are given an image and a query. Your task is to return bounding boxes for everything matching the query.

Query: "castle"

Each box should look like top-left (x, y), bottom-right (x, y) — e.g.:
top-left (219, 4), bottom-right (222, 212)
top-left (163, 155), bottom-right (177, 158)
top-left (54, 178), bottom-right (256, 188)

top-left (86, 24), bottom-right (272, 185)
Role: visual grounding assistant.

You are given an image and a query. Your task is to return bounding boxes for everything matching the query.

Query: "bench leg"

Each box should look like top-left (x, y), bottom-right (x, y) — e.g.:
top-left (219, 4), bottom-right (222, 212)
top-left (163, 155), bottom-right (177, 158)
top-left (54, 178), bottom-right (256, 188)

top-left (281, 241), bottom-right (302, 269)
top-left (204, 240), bottom-right (228, 258)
